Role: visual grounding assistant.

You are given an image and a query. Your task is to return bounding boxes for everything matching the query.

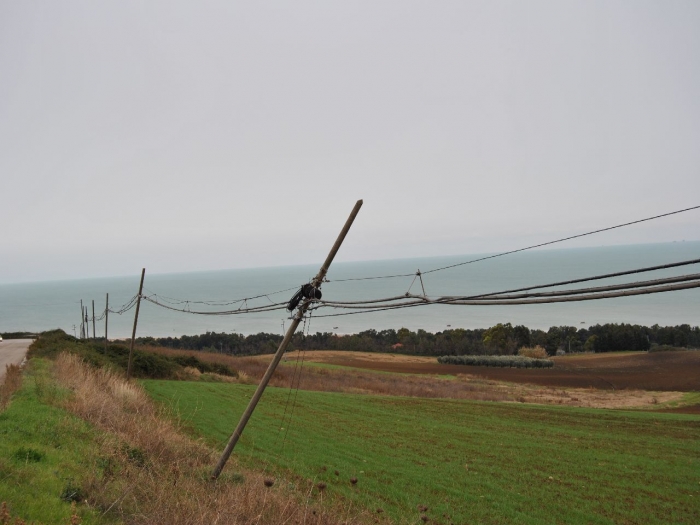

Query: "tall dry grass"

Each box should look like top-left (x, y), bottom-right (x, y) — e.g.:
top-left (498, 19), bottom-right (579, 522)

top-left (518, 346), bottom-right (549, 359)
top-left (0, 364), bottom-right (22, 410)
top-left (52, 353), bottom-right (378, 525)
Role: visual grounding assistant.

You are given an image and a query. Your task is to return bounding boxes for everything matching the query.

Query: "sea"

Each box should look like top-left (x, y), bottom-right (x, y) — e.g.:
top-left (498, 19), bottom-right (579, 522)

top-left (1, 242), bottom-right (699, 339)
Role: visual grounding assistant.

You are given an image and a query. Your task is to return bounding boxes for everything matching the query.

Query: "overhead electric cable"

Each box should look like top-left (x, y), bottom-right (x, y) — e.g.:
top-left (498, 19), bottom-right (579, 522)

top-left (310, 278), bottom-right (700, 317)
top-left (438, 273), bottom-right (700, 301)
top-left (442, 257), bottom-right (700, 300)
top-left (320, 258), bottom-right (700, 306)
top-left (140, 294), bottom-right (287, 315)
top-left (327, 204), bottom-right (700, 282)
top-left (141, 285), bottom-right (299, 307)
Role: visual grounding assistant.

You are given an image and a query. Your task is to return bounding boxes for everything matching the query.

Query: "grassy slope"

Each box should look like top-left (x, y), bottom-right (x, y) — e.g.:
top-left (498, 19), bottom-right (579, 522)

top-left (0, 360), bottom-right (105, 524)
top-left (144, 380), bottom-right (700, 525)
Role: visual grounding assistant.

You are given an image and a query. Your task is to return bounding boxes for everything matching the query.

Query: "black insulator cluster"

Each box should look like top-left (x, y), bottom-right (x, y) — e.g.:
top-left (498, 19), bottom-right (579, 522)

top-left (287, 284), bottom-right (322, 311)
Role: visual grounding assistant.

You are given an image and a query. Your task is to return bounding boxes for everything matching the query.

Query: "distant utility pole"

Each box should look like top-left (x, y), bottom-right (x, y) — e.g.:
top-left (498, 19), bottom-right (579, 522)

top-left (126, 268), bottom-right (146, 380)
top-left (211, 199), bottom-right (363, 479)
top-left (80, 300), bottom-right (84, 339)
top-left (92, 300), bottom-right (96, 341)
top-left (105, 293), bottom-right (109, 354)
top-left (85, 307), bottom-right (89, 339)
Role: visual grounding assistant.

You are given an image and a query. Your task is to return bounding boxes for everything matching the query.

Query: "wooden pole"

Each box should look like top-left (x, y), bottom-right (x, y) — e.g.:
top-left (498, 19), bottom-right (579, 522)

top-left (79, 300), bottom-right (84, 339)
top-left (92, 300), bottom-right (96, 341)
top-left (211, 199), bottom-right (363, 479)
top-left (84, 306), bottom-right (89, 339)
top-left (126, 268), bottom-right (146, 380)
top-left (105, 293), bottom-right (109, 354)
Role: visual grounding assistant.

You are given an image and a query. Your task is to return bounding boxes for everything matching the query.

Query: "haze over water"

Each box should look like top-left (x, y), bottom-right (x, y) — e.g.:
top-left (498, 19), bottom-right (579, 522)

top-left (1, 242), bottom-right (699, 339)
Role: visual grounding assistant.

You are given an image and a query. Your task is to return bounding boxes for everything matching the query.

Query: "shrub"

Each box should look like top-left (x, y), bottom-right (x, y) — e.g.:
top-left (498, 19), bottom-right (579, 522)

top-left (648, 344), bottom-right (696, 353)
top-left (437, 355), bottom-right (554, 368)
top-left (28, 330), bottom-right (237, 380)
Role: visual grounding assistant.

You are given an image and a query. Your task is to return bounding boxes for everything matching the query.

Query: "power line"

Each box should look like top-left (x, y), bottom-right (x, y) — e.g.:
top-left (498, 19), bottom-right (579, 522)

top-left (320, 258), bottom-right (700, 306)
top-left (326, 204), bottom-right (700, 282)
top-left (441, 257), bottom-right (700, 300)
top-left (140, 285), bottom-right (300, 307)
top-left (140, 294), bottom-right (287, 315)
top-left (309, 277), bottom-right (700, 317)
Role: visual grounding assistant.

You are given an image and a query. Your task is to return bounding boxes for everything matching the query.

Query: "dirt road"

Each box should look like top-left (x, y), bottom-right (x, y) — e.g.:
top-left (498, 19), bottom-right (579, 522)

top-left (0, 338), bottom-right (32, 380)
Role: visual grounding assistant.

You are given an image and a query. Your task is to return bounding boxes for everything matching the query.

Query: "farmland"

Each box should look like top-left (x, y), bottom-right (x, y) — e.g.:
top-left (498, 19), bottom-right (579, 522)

top-left (141, 345), bottom-right (698, 410)
top-left (280, 349), bottom-right (700, 392)
top-left (3, 334), bottom-right (699, 524)
top-left (144, 377), bottom-right (700, 524)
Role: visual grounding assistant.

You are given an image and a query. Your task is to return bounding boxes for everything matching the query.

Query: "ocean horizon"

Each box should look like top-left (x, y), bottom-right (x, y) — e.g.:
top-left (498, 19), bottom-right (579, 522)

top-left (1, 241), bottom-right (699, 338)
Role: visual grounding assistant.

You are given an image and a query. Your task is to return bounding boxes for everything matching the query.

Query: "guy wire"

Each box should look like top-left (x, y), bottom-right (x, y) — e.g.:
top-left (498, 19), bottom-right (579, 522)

top-left (281, 310), bottom-right (312, 453)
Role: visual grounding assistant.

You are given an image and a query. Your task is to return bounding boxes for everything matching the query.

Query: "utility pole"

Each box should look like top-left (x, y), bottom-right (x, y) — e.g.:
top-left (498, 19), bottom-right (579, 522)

top-left (211, 199), bottom-right (363, 479)
top-left (92, 300), bottom-right (96, 341)
top-left (85, 307), bottom-right (89, 339)
top-left (105, 293), bottom-right (109, 354)
top-left (126, 268), bottom-right (146, 380)
top-left (80, 300), bottom-right (84, 339)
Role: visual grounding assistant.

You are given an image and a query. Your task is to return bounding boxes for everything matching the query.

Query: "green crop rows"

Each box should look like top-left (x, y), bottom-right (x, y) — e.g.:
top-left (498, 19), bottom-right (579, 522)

top-left (143, 380), bottom-right (700, 525)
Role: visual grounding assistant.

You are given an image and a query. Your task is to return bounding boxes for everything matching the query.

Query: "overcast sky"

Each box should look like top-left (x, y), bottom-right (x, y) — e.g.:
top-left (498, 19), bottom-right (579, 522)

top-left (1, 1), bottom-right (699, 284)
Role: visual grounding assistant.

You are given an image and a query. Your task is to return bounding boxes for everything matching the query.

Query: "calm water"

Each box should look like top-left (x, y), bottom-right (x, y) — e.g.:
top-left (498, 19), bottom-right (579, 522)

top-left (1, 242), bottom-right (699, 338)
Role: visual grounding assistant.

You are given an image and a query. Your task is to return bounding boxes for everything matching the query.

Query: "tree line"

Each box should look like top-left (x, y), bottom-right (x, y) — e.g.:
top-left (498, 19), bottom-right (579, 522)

top-left (137, 322), bottom-right (700, 357)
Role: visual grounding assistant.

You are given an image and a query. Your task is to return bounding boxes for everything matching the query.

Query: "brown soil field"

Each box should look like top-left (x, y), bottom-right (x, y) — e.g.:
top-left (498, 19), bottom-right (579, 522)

top-left (140, 345), bottom-right (696, 410)
top-left (284, 349), bottom-right (700, 392)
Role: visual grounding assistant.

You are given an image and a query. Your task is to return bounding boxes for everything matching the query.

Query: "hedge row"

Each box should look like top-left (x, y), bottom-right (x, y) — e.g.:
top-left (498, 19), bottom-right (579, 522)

top-left (437, 355), bottom-right (554, 368)
top-left (29, 330), bottom-right (237, 380)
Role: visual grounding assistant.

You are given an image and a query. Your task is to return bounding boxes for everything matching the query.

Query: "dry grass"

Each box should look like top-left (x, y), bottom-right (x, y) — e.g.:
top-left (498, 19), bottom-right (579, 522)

top-left (51, 353), bottom-right (378, 525)
top-left (517, 346), bottom-right (548, 359)
top-left (0, 364), bottom-right (22, 411)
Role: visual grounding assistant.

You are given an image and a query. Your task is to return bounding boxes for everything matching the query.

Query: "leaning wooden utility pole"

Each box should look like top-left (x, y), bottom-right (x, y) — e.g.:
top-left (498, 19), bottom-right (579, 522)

top-left (92, 300), bottom-right (96, 341)
top-left (211, 199), bottom-right (363, 480)
top-left (104, 293), bottom-right (109, 353)
top-left (126, 268), bottom-right (146, 380)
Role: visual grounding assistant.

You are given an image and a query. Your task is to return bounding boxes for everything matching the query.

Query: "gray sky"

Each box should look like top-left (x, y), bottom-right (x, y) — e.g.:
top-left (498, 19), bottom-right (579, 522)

top-left (1, 0), bottom-right (699, 284)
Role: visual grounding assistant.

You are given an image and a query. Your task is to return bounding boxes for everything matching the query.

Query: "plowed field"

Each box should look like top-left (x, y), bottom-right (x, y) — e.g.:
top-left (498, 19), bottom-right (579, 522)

top-left (291, 349), bottom-right (700, 392)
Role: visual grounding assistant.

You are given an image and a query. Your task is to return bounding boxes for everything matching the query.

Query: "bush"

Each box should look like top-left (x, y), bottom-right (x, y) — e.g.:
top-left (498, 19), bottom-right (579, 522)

top-left (517, 346), bottom-right (548, 359)
top-left (648, 344), bottom-right (696, 353)
top-left (437, 355), bottom-right (554, 368)
top-left (28, 330), bottom-right (237, 380)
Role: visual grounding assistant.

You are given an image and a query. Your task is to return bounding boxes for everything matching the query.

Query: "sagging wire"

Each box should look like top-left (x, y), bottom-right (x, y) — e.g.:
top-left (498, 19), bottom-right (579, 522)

top-left (140, 294), bottom-right (287, 315)
top-left (325, 205), bottom-right (700, 283)
top-left (140, 285), bottom-right (299, 308)
top-left (317, 258), bottom-right (700, 309)
top-left (310, 272), bottom-right (700, 317)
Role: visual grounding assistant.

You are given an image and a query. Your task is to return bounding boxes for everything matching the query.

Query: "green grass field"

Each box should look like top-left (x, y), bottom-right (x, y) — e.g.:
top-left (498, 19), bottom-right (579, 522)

top-left (0, 360), bottom-right (104, 524)
top-left (143, 380), bottom-right (700, 525)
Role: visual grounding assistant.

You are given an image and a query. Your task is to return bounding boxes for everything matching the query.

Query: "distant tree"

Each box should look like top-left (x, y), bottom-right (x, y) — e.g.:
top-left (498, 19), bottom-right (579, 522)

top-left (483, 323), bottom-right (518, 355)
top-left (583, 335), bottom-right (597, 353)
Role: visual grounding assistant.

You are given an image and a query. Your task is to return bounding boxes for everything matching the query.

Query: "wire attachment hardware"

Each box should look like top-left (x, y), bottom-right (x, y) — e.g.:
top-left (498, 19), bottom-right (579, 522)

top-left (287, 283), bottom-right (323, 311)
